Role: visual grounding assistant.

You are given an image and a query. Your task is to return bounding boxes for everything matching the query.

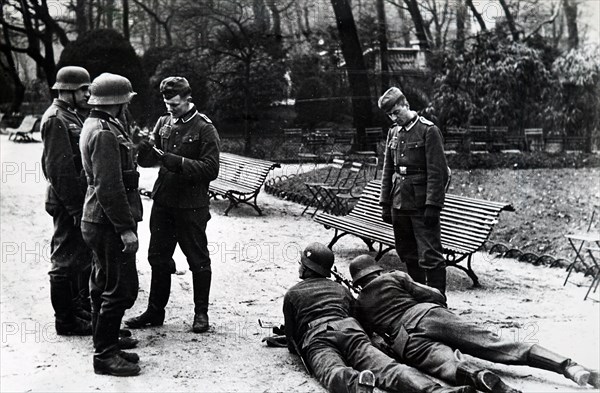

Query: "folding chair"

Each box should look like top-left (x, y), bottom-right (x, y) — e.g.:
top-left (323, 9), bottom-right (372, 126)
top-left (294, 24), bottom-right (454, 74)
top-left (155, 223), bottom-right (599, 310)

top-left (563, 208), bottom-right (600, 296)
top-left (324, 129), bottom-right (354, 162)
top-left (301, 158), bottom-right (346, 216)
top-left (317, 162), bottom-right (363, 215)
top-left (584, 247), bottom-right (600, 300)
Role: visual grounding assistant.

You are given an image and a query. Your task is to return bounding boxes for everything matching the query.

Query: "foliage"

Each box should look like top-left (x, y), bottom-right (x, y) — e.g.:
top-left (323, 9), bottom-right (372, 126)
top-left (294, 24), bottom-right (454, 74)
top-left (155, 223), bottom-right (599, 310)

top-left (432, 31), bottom-right (556, 131)
top-left (57, 29), bottom-right (150, 125)
top-left (551, 46), bottom-right (600, 139)
top-left (294, 76), bottom-right (333, 128)
top-left (145, 47), bottom-right (210, 124)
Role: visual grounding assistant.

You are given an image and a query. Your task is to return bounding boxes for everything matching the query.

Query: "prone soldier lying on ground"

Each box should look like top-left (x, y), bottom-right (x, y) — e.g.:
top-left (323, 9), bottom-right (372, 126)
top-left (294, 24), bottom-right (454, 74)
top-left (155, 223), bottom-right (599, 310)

top-left (282, 242), bottom-right (475, 393)
top-left (348, 255), bottom-right (600, 393)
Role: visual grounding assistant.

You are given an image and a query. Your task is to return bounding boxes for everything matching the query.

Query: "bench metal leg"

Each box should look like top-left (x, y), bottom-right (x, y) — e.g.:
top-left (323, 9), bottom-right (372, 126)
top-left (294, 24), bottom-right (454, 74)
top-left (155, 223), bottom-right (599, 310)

top-left (327, 229), bottom-right (350, 249)
top-left (222, 191), bottom-right (264, 216)
top-left (375, 245), bottom-right (394, 261)
top-left (447, 254), bottom-right (480, 287)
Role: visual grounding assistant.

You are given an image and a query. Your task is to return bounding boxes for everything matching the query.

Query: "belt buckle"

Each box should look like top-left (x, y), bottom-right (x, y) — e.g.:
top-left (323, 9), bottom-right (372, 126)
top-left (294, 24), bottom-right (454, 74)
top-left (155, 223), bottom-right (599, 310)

top-left (398, 166), bottom-right (407, 174)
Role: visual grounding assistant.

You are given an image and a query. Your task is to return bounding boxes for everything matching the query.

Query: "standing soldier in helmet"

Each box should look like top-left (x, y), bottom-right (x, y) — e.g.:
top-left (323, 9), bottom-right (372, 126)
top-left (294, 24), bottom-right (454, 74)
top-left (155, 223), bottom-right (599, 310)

top-left (378, 87), bottom-right (449, 295)
top-left (126, 77), bottom-right (220, 334)
top-left (41, 65), bottom-right (93, 336)
top-left (80, 73), bottom-right (143, 376)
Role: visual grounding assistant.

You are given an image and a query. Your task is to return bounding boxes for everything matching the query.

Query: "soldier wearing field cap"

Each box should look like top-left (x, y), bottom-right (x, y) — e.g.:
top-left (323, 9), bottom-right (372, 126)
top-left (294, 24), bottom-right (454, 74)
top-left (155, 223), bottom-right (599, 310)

top-left (80, 73), bottom-right (142, 376)
top-left (126, 76), bottom-right (220, 334)
top-left (349, 255), bottom-right (600, 392)
top-left (41, 66), bottom-right (93, 336)
top-left (378, 87), bottom-right (449, 295)
top-left (283, 242), bottom-right (474, 393)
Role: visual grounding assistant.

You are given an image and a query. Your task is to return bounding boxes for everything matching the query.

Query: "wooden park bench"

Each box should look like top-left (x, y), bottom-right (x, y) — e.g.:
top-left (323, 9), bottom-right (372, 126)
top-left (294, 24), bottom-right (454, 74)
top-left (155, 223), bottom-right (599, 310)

top-left (6, 115), bottom-right (41, 142)
top-left (314, 180), bottom-right (514, 286)
top-left (208, 152), bottom-right (280, 216)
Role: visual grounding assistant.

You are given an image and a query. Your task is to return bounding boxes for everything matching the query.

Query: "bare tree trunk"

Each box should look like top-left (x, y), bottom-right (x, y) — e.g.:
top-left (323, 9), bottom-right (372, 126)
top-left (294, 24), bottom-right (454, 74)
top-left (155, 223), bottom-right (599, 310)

top-left (330, 0), bottom-right (373, 149)
top-left (466, 0), bottom-right (486, 31)
top-left (74, 0), bottom-right (88, 34)
top-left (403, 0), bottom-right (431, 50)
top-left (106, 0), bottom-right (115, 28)
top-left (0, 11), bottom-right (26, 113)
top-left (498, 0), bottom-right (520, 40)
top-left (455, 0), bottom-right (467, 52)
top-left (376, 0), bottom-right (389, 91)
top-left (563, 0), bottom-right (578, 49)
top-left (122, 0), bottom-right (129, 40)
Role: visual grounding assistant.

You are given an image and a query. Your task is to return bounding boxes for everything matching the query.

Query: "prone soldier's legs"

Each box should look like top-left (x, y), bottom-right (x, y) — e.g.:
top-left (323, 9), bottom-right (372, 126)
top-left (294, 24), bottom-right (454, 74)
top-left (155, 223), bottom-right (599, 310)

top-left (417, 308), bottom-right (532, 364)
top-left (304, 331), bottom-right (364, 393)
top-left (402, 333), bottom-right (521, 393)
top-left (392, 210), bottom-right (425, 284)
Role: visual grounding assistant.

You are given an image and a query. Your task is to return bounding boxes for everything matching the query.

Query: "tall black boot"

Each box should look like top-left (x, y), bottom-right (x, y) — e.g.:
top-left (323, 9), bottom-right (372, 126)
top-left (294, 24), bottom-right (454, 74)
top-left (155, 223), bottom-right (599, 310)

top-left (50, 277), bottom-right (92, 336)
top-left (389, 366), bottom-right (475, 393)
top-left (456, 363), bottom-right (521, 393)
top-left (192, 271), bottom-right (211, 333)
top-left (426, 267), bottom-right (447, 296)
top-left (93, 315), bottom-right (140, 376)
top-left (124, 269), bottom-right (171, 329)
top-left (406, 264), bottom-right (427, 284)
top-left (527, 344), bottom-right (590, 386)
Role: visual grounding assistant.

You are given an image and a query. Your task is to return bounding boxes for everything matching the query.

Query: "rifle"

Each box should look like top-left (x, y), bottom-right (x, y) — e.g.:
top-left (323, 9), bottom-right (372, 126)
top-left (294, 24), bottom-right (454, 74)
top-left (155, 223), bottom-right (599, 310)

top-left (331, 265), bottom-right (360, 296)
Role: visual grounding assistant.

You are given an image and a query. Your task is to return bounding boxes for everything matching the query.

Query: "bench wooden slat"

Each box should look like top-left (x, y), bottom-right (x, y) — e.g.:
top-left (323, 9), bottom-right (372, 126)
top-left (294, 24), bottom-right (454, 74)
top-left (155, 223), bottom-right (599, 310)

top-left (314, 180), bottom-right (513, 286)
top-left (208, 153), bottom-right (280, 216)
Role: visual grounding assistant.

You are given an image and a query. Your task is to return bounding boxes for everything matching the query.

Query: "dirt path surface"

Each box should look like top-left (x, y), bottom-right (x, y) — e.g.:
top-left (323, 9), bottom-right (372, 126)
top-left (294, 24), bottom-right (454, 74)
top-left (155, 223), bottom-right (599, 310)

top-left (1, 137), bottom-right (598, 393)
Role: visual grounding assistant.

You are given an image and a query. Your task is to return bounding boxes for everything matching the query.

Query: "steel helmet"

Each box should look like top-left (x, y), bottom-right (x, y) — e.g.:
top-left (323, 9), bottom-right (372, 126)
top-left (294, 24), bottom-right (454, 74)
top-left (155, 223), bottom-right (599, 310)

top-left (300, 242), bottom-right (334, 278)
top-left (52, 66), bottom-right (91, 90)
top-left (349, 255), bottom-right (383, 286)
top-left (88, 73), bottom-right (137, 105)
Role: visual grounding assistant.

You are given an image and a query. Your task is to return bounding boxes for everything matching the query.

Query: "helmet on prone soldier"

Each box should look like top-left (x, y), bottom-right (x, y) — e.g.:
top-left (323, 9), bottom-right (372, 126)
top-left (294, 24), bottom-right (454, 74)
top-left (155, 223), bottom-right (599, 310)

top-left (300, 242), bottom-right (334, 278)
top-left (349, 255), bottom-right (383, 287)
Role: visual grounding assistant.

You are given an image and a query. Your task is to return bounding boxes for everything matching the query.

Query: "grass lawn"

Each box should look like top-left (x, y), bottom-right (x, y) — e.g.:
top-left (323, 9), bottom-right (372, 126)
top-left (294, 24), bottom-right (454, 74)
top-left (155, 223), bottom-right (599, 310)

top-left (269, 167), bottom-right (600, 264)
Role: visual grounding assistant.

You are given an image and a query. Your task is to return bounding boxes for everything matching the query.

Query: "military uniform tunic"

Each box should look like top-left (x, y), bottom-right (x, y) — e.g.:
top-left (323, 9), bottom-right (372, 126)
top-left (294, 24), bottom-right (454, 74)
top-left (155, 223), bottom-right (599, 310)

top-left (138, 105), bottom-right (220, 273)
top-left (283, 278), bottom-right (454, 393)
top-left (354, 271), bottom-right (533, 384)
top-left (380, 116), bottom-right (448, 272)
top-left (41, 99), bottom-right (92, 282)
top-left (80, 109), bottom-right (142, 318)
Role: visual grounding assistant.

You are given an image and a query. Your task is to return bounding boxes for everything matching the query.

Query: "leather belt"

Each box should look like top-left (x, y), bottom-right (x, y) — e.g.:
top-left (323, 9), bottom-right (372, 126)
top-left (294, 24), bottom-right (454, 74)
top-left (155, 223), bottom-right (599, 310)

top-left (395, 165), bottom-right (426, 175)
top-left (306, 315), bottom-right (342, 330)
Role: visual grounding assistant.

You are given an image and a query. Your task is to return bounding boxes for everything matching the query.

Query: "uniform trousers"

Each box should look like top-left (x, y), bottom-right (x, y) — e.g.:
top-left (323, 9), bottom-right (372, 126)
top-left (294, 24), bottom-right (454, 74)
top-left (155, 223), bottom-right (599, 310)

top-left (47, 203), bottom-right (92, 286)
top-left (304, 317), bottom-right (435, 393)
top-left (391, 208), bottom-right (445, 271)
top-left (148, 203), bottom-right (211, 273)
top-left (81, 222), bottom-right (139, 319)
top-left (399, 307), bottom-right (532, 382)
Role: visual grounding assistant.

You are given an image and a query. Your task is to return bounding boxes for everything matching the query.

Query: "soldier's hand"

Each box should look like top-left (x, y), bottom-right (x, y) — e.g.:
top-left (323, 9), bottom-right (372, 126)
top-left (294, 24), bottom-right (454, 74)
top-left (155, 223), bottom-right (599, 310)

top-left (161, 153), bottom-right (182, 172)
top-left (381, 205), bottom-right (393, 224)
top-left (137, 139), bottom-right (153, 153)
top-left (424, 205), bottom-right (441, 227)
top-left (73, 214), bottom-right (82, 228)
top-left (120, 229), bottom-right (139, 254)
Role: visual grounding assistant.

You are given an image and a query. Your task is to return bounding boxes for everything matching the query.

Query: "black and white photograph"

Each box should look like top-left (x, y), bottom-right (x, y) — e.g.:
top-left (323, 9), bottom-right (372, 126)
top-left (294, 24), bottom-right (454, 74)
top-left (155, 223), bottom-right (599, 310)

top-left (0, 0), bottom-right (599, 392)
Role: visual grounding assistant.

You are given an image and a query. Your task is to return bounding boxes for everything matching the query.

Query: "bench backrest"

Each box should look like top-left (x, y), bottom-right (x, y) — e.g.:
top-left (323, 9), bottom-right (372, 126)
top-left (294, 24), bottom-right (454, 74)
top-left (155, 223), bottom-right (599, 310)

top-left (349, 180), bottom-right (513, 254)
top-left (218, 153), bottom-right (279, 190)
